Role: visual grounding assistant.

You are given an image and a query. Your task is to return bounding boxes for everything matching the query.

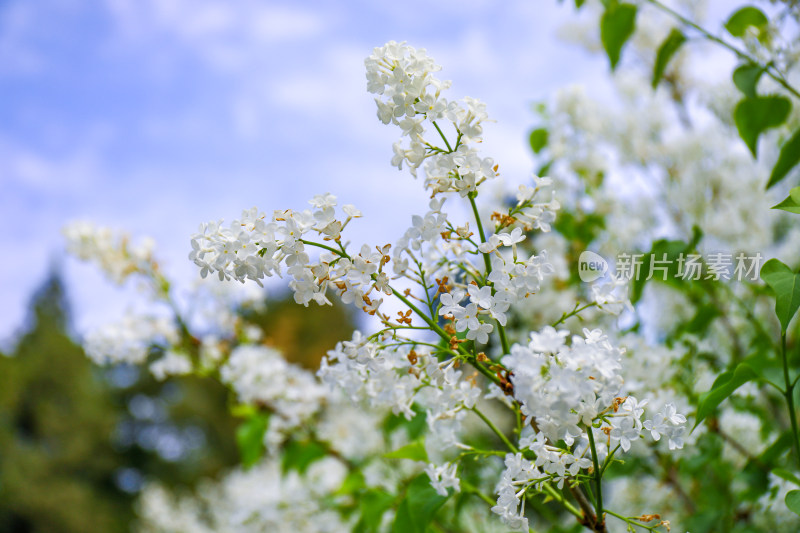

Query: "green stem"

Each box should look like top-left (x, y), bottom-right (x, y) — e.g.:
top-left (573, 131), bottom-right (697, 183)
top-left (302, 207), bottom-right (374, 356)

top-left (552, 486), bottom-right (589, 521)
top-left (600, 445), bottom-right (621, 477)
top-left (468, 192), bottom-right (512, 355)
top-left (603, 509), bottom-right (663, 532)
top-left (414, 260), bottom-right (438, 322)
top-left (467, 412), bottom-right (583, 525)
top-left (461, 480), bottom-right (497, 507)
top-left (645, 0), bottom-right (800, 100)
top-left (468, 193), bottom-right (493, 275)
top-left (552, 302), bottom-right (597, 327)
top-left (473, 406), bottom-right (518, 453)
top-left (392, 287), bottom-right (502, 386)
top-left (586, 427), bottom-right (604, 526)
top-left (300, 239), bottom-right (348, 258)
top-left (781, 332), bottom-right (800, 469)
top-left (301, 238), bottom-right (502, 386)
top-left (432, 120), bottom-right (453, 152)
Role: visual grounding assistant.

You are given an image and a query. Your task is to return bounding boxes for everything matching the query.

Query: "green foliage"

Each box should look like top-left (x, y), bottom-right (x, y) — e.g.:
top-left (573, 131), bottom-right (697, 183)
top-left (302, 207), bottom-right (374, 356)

top-left (732, 63), bottom-right (764, 99)
top-left (235, 411), bottom-right (270, 469)
top-left (630, 230), bottom-right (702, 304)
top-left (725, 6), bottom-right (769, 39)
top-left (391, 474), bottom-right (450, 533)
top-left (736, 432), bottom-right (794, 502)
top-left (785, 490), bottom-right (800, 516)
top-left (738, 352), bottom-right (784, 392)
top-left (652, 28), bottom-right (686, 88)
top-left (733, 96), bottom-right (792, 157)
top-left (600, 2), bottom-right (637, 70)
top-left (529, 128), bottom-right (548, 154)
top-left (336, 470), bottom-right (366, 496)
top-left (354, 489), bottom-right (395, 532)
top-left (760, 258), bottom-right (800, 333)
top-left (695, 364), bottom-right (757, 428)
top-left (554, 211), bottom-right (606, 246)
top-left (0, 273), bottom-right (133, 533)
top-left (773, 468), bottom-right (800, 486)
top-left (281, 439), bottom-right (327, 474)
top-left (383, 407), bottom-right (427, 440)
top-left (383, 439), bottom-right (428, 462)
top-left (772, 186), bottom-right (800, 214)
top-left (0, 272), bottom-right (250, 532)
top-left (768, 129), bottom-right (800, 189)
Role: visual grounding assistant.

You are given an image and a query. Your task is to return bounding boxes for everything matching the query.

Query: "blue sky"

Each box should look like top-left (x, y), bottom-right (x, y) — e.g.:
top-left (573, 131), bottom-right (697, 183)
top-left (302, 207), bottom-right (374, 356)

top-left (0, 0), bottom-right (737, 343)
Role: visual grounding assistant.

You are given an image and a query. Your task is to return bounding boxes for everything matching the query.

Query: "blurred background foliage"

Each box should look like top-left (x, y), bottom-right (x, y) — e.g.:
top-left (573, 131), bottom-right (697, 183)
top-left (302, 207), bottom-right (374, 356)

top-left (0, 272), bottom-right (354, 532)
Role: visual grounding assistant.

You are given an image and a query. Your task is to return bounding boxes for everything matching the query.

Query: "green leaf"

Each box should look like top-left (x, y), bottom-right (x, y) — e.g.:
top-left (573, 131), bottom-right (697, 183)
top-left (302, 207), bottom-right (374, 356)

top-left (537, 159), bottom-right (553, 177)
top-left (355, 490), bottom-right (395, 533)
top-left (679, 304), bottom-right (720, 335)
top-left (760, 258), bottom-right (800, 333)
top-left (734, 96), bottom-right (792, 157)
top-left (392, 475), bottom-right (450, 533)
top-left (554, 211), bottom-right (606, 247)
top-left (694, 364), bottom-right (757, 428)
top-left (336, 470), bottom-right (366, 496)
top-left (774, 468), bottom-right (800, 486)
top-left (652, 28), bottom-right (686, 88)
top-left (281, 439), bottom-right (327, 474)
top-left (737, 352), bottom-right (784, 392)
top-left (732, 63), bottom-right (764, 98)
top-left (236, 412), bottom-right (270, 469)
top-left (529, 128), bottom-right (548, 154)
top-left (383, 406), bottom-right (427, 440)
top-left (772, 186), bottom-right (800, 214)
top-left (630, 238), bottom-right (697, 304)
top-left (725, 6), bottom-right (768, 38)
top-left (600, 3), bottom-right (638, 70)
top-left (575, 0), bottom-right (586, 8)
top-left (383, 440), bottom-right (428, 462)
top-left (786, 490), bottom-right (800, 516)
top-left (760, 430), bottom-right (794, 464)
top-left (768, 129), bottom-right (800, 189)
top-left (230, 403), bottom-right (257, 418)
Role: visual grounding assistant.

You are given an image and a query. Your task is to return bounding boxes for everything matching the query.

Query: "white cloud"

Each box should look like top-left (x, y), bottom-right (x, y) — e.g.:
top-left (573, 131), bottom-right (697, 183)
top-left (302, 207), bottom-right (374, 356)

top-left (0, 1), bottom-right (58, 76)
top-left (104, 0), bottom-right (329, 70)
top-left (0, 135), bottom-right (105, 193)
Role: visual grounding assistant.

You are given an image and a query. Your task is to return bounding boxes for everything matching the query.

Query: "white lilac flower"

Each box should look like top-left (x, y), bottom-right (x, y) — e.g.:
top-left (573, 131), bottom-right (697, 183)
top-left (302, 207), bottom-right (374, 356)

top-left (425, 462), bottom-right (460, 497)
top-left (138, 458), bottom-right (350, 533)
top-left (644, 403), bottom-right (687, 450)
top-left (85, 313), bottom-right (179, 367)
top-left (221, 345), bottom-right (326, 439)
top-left (63, 221), bottom-right (157, 284)
top-left (149, 350), bottom-right (192, 381)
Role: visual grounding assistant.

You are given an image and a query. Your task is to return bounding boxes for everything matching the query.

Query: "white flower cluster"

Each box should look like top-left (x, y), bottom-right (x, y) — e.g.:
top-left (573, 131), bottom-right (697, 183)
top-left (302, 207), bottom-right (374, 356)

top-left (149, 350), bottom-right (192, 381)
top-left (365, 41), bottom-right (496, 196)
top-left (591, 275), bottom-right (633, 316)
top-left (220, 345), bottom-right (326, 444)
top-left (138, 457), bottom-right (350, 533)
top-left (319, 331), bottom-right (480, 447)
top-left (509, 180), bottom-right (560, 233)
top-left (504, 327), bottom-right (624, 444)
top-left (84, 312), bottom-right (179, 367)
top-left (425, 462), bottom-right (460, 497)
top-left (189, 195), bottom-right (368, 302)
top-left (445, 248), bottom-right (553, 328)
top-left (63, 220), bottom-right (157, 284)
top-left (491, 327), bottom-right (687, 530)
top-left (174, 39), bottom-right (699, 529)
